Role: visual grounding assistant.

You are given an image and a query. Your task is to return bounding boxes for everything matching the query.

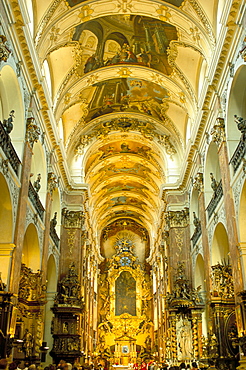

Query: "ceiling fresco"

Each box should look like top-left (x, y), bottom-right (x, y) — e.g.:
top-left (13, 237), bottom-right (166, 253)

top-left (73, 15), bottom-right (178, 76)
top-left (77, 77), bottom-right (170, 123)
top-left (34, 0), bottom-right (215, 256)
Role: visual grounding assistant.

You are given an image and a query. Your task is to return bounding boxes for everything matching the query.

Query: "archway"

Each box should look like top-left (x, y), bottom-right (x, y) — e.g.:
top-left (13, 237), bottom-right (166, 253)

top-left (0, 173), bottom-right (13, 286)
top-left (22, 223), bottom-right (40, 271)
top-left (211, 222), bottom-right (230, 266)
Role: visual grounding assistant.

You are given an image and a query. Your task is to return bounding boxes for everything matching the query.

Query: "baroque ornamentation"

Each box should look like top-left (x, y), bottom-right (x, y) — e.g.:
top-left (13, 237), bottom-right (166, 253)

top-left (211, 117), bottom-right (225, 146)
top-left (211, 261), bottom-right (234, 299)
top-left (62, 208), bottom-right (84, 228)
top-left (0, 35), bottom-right (11, 62)
top-left (74, 117), bottom-right (177, 158)
top-left (193, 172), bottom-right (204, 193)
top-left (167, 262), bottom-right (203, 307)
top-left (47, 172), bottom-right (58, 194)
top-left (25, 117), bottom-right (41, 148)
top-left (165, 208), bottom-right (189, 228)
top-left (18, 264), bottom-right (46, 302)
top-left (54, 263), bottom-right (83, 306)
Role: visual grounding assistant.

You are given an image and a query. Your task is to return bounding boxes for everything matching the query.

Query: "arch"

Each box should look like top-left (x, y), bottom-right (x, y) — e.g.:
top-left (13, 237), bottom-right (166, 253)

top-left (22, 223), bottom-right (41, 271)
top-left (46, 254), bottom-right (57, 293)
top-left (194, 254), bottom-right (205, 290)
top-left (31, 141), bottom-right (47, 205)
top-left (226, 65), bottom-right (246, 158)
top-left (0, 173), bottom-right (13, 286)
top-left (211, 222), bottom-right (229, 266)
top-left (0, 65), bottom-right (25, 159)
top-left (0, 173), bottom-right (13, 243)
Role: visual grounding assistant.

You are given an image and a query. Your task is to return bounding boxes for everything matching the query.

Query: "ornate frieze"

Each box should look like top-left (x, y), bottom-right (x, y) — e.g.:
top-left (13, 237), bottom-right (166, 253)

top-left (62, 208), bottom-right (84, 228)
top-left (0, 35), bottom-right (11, 62)
top-left (25, 117), bottom-right (41, 148)
top-left (165, 208), bottom-right (189, 228)
top-left (211, 117), bottom-right (225, 146)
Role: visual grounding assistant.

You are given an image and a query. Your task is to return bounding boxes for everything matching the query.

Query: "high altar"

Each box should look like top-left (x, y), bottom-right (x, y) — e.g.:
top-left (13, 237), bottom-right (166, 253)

top-left (97, 234), bottom-right (153, 364)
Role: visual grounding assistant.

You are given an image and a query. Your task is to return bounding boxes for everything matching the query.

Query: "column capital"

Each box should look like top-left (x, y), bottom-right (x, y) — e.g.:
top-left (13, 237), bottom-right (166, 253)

top-left (62, 208), bottom-right (85, 228)
top-left (165, 208), bottom-right (189, 228)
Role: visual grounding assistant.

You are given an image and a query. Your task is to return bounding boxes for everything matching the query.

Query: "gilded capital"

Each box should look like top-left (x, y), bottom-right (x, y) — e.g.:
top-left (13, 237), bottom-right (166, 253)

top-left (193, 172), bottom-right (204, 193)
top-left (211, 117), bottom-right (225, 146)
top-left (62, 208), bottom-right (85, 228)
top-left (25, 117), bottom-right (41, 148)
top-left (165, 208), bottom-right (189, 228)
top-left (47, 172), bottom-right (58, 194)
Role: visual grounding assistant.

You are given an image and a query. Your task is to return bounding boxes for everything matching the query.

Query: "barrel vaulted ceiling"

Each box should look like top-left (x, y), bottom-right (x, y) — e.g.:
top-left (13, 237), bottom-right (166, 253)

top-left (31, 0), bottom-right (217, 254)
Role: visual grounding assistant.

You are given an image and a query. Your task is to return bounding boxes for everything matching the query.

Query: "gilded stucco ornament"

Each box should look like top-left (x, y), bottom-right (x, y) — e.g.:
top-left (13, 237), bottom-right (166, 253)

top-left (75, 117), bottom-right (177, 159)
top-left (193, 172), bottom-right (204, 194)
top-left (165, 208), bottom-right (189, 228)
top-left (25, 117), bottom-right (41, 148)
top-left (211, 117), bottom-right (225, 146)
top-left (0, 35), bottom-right (11, 62)
top-left (47, 172), bottom-right (58, 194)
top-left (211, 261), bottom-right (234, 299)
top-left (157, 134), bottom-right (177, 158)
top-left (62, 208), bottom-right (85, 228)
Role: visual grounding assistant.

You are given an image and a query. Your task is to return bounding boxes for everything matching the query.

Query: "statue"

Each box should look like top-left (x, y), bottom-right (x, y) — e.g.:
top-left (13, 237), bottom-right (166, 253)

top-left (33, 173), bottom-right (41, 192)
top-left (210, 173), bottom-right (218, 192)
top-left (3, 110), bottom-right (14, 134)
top-left (50, 212), bottom-right (57, 230)
top-left (22, 329), bottom-right (33, 357)
top-left (234, 115), bottom-right (246, 135)
top-left (177, 318), bottom-right (192, 360)
top-left (193, 212), bottom-right (201, 230)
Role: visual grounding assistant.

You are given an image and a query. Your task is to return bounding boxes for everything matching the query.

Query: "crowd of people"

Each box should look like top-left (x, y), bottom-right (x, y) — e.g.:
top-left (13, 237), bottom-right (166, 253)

top-left (0, 359), bottom-right (215, 370)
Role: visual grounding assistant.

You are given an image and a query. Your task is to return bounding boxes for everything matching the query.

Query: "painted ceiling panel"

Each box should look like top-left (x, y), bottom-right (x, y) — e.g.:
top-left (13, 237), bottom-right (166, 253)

top-left (34, 0), bottom-right (215, 253)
